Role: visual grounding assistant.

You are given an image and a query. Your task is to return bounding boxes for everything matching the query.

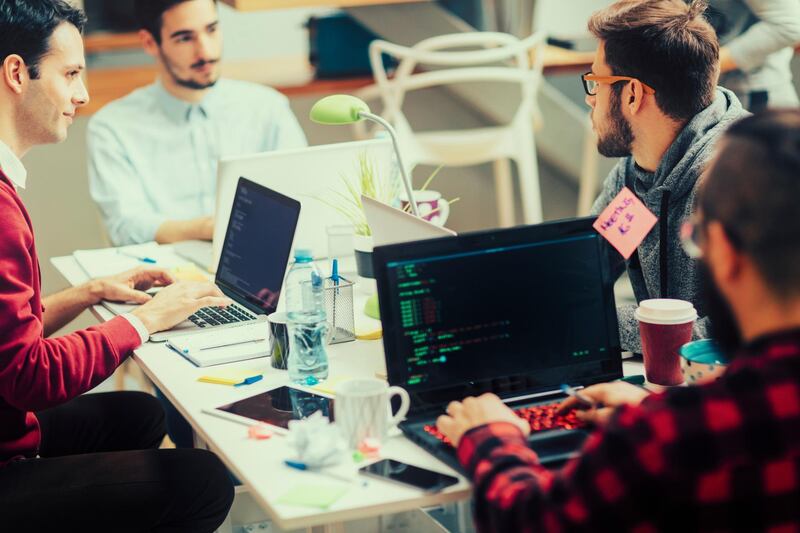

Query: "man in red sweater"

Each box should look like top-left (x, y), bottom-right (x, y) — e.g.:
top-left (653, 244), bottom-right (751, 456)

top-left (437, 110), bottom-right (800, 530)
top-left (0, 1), bottom-right (235, 530)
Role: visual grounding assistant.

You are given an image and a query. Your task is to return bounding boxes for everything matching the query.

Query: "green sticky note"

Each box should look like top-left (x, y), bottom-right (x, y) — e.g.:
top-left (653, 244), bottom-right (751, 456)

top-left (277, 484), bottom-right (349, 509)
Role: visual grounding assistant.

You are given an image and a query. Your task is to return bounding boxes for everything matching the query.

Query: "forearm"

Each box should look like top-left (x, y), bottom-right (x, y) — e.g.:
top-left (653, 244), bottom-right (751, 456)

top-left (42, 282), bottom-right (102, 337)
top-left (458, 423), bottom-right (555, 532)
top-left (154, 217), bottom-right (212, 244)
top-left (726, 1), bottom-right (800, 73)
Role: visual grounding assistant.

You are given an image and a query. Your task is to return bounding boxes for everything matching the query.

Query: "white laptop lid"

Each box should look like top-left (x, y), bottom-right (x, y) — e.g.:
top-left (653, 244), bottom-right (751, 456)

top-left (361, 195), bottom-right (456, 247)
top-left (213, 139), bottom-right (394, 271)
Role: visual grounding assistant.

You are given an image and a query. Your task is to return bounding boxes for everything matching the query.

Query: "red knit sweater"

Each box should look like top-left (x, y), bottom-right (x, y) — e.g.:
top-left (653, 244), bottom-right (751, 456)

top-left (0, 171), bottom-right (140, 466)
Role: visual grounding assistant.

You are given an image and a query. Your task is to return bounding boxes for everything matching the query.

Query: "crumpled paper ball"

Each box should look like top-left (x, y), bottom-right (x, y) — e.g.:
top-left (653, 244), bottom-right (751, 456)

top-left (286, 411), bottom-right (347, 468)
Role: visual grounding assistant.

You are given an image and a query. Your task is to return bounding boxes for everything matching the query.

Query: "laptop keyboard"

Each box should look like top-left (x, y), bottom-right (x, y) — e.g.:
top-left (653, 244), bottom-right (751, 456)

top-left (187, 304), bottom-right (257, 328)
top-left (423, 401), bottom-right (586, 446)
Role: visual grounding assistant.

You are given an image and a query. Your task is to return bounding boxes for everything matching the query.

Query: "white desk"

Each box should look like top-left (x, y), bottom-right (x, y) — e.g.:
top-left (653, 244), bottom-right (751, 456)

top-left (52, 248), bottom-right (644, 531)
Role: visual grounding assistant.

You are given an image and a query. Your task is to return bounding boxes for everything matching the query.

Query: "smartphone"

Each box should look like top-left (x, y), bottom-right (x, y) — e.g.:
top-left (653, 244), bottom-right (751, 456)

top-left (359, 459), bottom-right (459, 492)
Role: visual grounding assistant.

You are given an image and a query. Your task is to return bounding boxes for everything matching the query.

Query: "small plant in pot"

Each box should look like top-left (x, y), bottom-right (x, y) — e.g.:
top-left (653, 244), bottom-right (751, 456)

top-left (317, 153), bottom-right (456, 279)
top-left (315, 152), bottom-right (399, 279)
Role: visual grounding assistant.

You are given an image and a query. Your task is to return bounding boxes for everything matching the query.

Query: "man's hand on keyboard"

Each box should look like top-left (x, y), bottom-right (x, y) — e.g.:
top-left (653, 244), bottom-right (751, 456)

top-left (88, 267), bottom-right (175, 305)
top-left (131, 282), bottom-right (232, 334)
top-left (557, 382), bottom-right (650, 426)
top-left (436, 393), bottom-right (530, 447)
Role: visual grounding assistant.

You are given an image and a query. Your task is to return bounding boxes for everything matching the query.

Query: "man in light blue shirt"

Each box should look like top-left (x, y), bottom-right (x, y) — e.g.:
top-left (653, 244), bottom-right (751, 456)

top-left (88, 0), bottom-right (307, 246)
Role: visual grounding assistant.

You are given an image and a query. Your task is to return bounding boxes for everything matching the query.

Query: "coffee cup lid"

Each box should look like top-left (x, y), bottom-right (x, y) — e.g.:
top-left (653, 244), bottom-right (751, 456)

top-left (634, 299), bottom-right (697, 325)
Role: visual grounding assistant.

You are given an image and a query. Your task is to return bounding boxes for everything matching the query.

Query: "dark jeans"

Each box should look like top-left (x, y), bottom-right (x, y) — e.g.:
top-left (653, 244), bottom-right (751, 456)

top-left (156, 387), bottom-right (195, 449)
top-left (0, 392), bottom-right (234, 532)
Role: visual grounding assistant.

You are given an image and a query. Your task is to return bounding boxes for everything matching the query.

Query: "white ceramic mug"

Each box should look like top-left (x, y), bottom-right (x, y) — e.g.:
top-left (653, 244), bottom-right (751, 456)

top-left (334, 378), bottom-right (410, 448)
top-left (399, 190), bottom-right (450, 226)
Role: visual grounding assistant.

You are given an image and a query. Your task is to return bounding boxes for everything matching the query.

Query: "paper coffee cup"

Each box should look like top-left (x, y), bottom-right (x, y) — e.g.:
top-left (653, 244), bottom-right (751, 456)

top-left (635, 299), bottom-right (697, 386)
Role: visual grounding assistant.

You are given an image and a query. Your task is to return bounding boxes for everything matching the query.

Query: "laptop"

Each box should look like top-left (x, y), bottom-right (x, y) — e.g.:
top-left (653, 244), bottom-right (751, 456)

top-left (361, 195), bottom-right (456, 247)
top-left (211, 139), bottom-right (393, 270)
top-left (148, 177), bottom-right (300, 342)
top-left (372, 217), bottom-right (622, 472)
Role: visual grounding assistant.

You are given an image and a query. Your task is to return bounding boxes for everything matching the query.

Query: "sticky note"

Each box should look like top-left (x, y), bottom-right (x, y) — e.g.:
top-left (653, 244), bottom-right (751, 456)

top-left (277, 483), bottom-right (349, 509)
top-left (198, 369), bottom-right (263, 386)
top-left (309, 375), bottom-right (353, 396)
top-left (171, 263), bottom-right (210, 282)
top-left (593, 187), bottom-right (658, 259)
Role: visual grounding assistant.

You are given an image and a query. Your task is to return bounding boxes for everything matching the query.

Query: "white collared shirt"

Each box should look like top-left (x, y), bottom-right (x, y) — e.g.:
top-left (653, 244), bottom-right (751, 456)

top-left (88, 78), bottom-right (307, 245)
top-left (0, 139), bottom-right (27, 189)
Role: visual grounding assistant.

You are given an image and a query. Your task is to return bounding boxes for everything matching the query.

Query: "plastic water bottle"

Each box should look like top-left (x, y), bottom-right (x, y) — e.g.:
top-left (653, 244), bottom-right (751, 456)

top-left (285, 249), bottom-right (329, 384)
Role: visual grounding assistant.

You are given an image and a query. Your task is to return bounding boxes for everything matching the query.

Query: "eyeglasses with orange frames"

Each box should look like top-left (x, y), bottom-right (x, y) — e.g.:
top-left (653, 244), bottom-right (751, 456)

top-left (581, 72), bottom-right (656, 96)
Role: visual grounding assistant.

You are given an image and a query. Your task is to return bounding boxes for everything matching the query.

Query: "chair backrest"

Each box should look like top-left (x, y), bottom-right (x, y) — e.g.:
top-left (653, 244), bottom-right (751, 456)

top-left (366, 31), bottom-right (546, 168)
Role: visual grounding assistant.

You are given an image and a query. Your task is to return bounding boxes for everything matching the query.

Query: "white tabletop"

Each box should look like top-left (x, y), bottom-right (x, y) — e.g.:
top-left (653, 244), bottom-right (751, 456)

top-left (51, 249), bottom-right (644, 530)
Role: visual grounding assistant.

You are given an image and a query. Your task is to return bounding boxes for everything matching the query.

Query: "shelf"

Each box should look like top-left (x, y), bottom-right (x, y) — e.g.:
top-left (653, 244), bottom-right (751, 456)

top-left (220, 0), bottom-right (428, 10)
top-left (79, 56), bottom-right (374, 115)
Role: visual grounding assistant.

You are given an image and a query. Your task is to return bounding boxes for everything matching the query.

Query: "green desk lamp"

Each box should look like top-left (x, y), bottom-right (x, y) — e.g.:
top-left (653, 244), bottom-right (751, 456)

top-left (309, 95), bottom-right (420, 218)
top-left (310, 95), bottom-right (421, 322)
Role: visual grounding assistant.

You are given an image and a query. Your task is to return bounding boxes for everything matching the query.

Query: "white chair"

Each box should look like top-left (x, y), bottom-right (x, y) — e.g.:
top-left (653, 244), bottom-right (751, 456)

top-left (360, 31), bottom-right (547, 227)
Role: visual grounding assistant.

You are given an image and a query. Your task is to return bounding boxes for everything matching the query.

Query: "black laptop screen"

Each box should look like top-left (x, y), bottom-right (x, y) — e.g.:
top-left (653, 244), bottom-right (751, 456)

top-left (376, 221), bottom-right (621, 404)
top-left (216, 177), bottom-right (300, 314)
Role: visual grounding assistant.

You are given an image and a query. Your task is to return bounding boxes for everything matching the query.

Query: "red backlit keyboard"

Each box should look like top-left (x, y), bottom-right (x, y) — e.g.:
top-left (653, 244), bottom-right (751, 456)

top-left (423, 401), bottom-right (585, 446)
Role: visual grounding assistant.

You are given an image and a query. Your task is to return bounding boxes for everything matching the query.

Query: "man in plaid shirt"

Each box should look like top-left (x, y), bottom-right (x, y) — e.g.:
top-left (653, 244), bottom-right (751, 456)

top-left (436, 115), bottom-right (800, 530)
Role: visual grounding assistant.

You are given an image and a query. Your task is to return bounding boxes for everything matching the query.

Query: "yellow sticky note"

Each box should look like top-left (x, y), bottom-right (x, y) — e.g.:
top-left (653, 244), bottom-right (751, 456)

top-left (171, 263), bottom-right (210, 282)
top-left (309, 375), bottom-right (353, 396)
top-left (198, 369), bottom-right (262, 386)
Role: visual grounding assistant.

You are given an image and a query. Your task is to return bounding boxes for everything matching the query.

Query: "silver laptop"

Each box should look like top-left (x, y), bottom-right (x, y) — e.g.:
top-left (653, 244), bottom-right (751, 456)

top-left (123, 177), bottom-right (300, 342)
top-left (361, 195), bottom-right (456, 247)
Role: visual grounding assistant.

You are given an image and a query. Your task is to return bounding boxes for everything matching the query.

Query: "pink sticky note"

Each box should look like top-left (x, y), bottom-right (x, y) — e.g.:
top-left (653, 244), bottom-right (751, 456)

top-left (593, 187), bottom-right (658, 259)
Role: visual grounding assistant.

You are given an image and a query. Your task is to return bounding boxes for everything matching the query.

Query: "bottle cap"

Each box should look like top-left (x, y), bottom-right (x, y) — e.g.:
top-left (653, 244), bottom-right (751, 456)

top-left (293, 248), bottom-right (313, 261)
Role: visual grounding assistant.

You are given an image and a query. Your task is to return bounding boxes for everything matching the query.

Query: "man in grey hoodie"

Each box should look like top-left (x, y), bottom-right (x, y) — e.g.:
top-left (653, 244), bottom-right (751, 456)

top-left (585, 0), bottom-right (749, 353)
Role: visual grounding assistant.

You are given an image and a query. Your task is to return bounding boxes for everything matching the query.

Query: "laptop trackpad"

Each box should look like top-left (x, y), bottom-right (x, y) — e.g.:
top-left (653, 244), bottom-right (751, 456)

top-left (529, 428), bottom-right (591, 467)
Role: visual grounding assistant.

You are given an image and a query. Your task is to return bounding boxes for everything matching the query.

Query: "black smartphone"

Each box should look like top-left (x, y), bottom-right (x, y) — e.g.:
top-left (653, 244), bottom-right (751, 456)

top-left (359, 459), bottom-right (459, 492)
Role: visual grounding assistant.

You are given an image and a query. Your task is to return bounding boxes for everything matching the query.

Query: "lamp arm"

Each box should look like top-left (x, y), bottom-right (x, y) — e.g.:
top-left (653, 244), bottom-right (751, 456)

top-left (359, 111), bottom-right (420, 218)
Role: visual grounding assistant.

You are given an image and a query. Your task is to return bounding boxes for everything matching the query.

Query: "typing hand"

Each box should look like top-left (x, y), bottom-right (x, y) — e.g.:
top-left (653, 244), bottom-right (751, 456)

top-left (557, 382), bottom-right (650, 426)
top-left (436, 393), bottom-right (530, 447)
top-left (89, 267), bottom-right (175, 305)
top-left (131, 282), bottom-right (232, 334)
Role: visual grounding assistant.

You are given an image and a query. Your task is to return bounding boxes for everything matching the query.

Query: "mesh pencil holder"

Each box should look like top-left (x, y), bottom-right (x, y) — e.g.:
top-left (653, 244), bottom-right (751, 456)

top-left (323, 276), bottom-right (355, 344)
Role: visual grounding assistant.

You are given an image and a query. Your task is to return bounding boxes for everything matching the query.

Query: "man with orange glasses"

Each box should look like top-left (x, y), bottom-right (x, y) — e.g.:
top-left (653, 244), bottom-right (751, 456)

top-left (585, 0), bottom-right (748, 355)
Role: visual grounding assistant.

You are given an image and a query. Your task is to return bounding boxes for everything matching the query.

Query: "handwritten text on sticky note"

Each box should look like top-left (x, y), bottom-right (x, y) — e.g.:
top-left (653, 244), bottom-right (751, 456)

top-left (593, 187), bottom-right (658, 259)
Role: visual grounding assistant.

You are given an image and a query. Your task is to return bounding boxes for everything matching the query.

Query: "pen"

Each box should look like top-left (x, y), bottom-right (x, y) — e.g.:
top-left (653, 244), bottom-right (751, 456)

top-left (560, 383), bottom-right (598, 408)
top-left (284, 459), bottom-right (357, 484)
top-left (331, 259), bottom-right (339, 334)
top-left (119, 250), bottom-right (157, 264)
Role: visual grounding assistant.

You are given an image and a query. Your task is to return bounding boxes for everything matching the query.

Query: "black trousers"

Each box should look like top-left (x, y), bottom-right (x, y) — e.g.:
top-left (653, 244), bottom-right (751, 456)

top-left (0, 391), bottom-right (234, 532)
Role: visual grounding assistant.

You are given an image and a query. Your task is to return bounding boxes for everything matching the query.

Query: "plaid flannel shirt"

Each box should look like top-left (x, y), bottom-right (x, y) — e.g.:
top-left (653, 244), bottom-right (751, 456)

top-left (457, 329), bottom-right (800, 532)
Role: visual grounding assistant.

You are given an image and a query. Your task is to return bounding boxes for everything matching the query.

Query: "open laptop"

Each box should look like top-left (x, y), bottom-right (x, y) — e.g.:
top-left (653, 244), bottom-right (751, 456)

top-left (207, 139), bottom-right (394, 271)
top-left (372, 217), bottom-right (622, 472)
top-left (361, 195), bottom-right (456, 246)
top-left (147, 177), bottom-right (299, 341)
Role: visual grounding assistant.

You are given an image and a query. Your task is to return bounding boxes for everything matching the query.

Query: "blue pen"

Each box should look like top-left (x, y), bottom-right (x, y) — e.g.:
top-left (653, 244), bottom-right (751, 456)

top-left (331, 259), bottom-right (340, 288)
top-left (284, 460), bottom-right (360, 484)
top-left (119, 250), bottom-right (157, 264)
top-left (234, 375), bottom-right (263, 387)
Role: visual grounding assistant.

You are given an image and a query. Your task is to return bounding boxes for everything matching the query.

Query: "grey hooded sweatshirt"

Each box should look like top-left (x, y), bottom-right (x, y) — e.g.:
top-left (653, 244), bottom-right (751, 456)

top-left (591, 87), bottom-right (748, 353)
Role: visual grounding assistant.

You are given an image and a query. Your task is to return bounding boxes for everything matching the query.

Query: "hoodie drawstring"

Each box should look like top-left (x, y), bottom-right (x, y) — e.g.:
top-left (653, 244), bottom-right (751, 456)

top-left (659, 190), bottom-right (671, 299)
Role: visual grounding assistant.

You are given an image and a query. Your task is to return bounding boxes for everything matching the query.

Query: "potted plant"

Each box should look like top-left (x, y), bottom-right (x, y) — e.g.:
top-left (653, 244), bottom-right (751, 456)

top-left (316, 152), bottom-right (398, 279)
top-left (316, 153), bottom-right (456, 279)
